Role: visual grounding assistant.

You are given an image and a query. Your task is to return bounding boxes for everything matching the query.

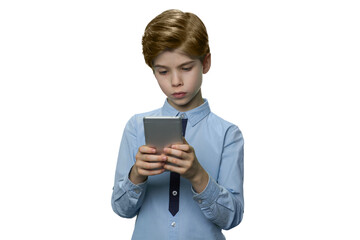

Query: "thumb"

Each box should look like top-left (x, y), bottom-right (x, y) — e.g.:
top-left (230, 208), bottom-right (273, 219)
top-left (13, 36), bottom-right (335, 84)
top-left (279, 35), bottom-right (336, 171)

top-left (182, 137), bottom-right (188, 144)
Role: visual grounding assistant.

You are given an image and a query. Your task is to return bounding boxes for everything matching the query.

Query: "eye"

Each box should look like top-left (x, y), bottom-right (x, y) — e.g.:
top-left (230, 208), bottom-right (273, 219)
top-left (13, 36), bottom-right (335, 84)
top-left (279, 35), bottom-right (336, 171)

top-left (158, 70), bottom-right (168, 75)
top-left (182, 67), bottom-right (192, 71)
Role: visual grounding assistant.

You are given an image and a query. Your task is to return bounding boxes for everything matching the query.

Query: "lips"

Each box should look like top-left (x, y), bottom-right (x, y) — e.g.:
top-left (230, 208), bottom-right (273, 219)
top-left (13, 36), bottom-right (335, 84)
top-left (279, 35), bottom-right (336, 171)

top-left (172, 92), bottom-right (187, 99)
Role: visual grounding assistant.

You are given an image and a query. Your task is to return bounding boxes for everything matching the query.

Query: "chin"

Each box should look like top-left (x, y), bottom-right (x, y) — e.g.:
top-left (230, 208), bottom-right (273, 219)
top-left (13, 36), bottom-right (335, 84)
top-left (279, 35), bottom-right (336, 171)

top-left (171, 99), bottom-right (188, 105)
top-left (168, 97), bottom-right (189, 106)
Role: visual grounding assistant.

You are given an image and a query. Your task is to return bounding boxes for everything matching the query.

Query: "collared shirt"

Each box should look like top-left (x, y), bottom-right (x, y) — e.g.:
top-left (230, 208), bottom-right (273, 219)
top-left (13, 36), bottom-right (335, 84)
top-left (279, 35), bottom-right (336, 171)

top-left (111, 99), bottom-right (244, 240)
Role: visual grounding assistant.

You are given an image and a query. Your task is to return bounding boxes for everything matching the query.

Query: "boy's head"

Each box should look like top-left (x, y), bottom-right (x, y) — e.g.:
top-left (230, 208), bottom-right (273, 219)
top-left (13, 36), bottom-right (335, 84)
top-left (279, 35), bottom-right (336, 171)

top-left (142, 9), bottom-right (210, 68)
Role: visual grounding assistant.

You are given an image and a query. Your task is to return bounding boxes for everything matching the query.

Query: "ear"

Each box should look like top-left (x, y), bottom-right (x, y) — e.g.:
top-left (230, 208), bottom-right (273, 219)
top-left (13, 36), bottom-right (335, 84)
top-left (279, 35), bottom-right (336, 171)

top-left (202, 53), bottom-right (211, 74)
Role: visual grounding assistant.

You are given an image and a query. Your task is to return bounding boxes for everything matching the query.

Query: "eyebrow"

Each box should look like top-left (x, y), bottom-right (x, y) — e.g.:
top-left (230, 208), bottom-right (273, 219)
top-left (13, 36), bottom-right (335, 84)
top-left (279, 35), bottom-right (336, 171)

top-left (153, 60), bottom-right (196, 69)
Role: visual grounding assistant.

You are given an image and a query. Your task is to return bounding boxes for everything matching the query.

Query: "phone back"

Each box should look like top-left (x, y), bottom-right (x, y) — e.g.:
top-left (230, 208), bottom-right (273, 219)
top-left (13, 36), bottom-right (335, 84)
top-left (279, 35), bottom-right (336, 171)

top-left (143, 117), bottom-right (183, 153)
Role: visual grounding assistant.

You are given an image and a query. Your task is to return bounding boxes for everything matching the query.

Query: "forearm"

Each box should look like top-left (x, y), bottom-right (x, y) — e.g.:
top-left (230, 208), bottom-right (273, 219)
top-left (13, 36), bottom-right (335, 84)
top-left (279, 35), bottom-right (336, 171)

top-left (193, 176), bottom-right (244, 230)
top-left (129, 166), bottom-right (148, 185)
top-left (111, 175), bottom-right (147, 218)
top-left (190, 167), bottom-right (209, 193)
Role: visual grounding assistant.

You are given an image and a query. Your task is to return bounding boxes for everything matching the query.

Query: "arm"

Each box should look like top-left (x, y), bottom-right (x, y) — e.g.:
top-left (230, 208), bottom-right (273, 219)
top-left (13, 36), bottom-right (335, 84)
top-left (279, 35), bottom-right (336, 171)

top-left (164, 125), bottom-right (244, 229)
top-left (111, 115), bottom-right (168, 218)
top-left (111, 116), bottom-right (146, 218)
top-left (193, 125), bottom-right (244, 229)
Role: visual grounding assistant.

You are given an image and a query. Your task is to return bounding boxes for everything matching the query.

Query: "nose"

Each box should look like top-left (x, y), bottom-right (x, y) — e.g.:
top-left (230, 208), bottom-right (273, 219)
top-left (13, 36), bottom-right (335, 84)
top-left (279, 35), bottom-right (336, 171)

top-left (171, 72), bottom-right (183, 87)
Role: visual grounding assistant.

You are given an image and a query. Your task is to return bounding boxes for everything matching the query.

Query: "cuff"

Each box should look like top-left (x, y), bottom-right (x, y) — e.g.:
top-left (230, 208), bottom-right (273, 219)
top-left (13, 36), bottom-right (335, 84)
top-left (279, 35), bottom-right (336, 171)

top-left (192, 176), bottom-right (221, 208)
top-left (120, 174), bottom-right (148, 199)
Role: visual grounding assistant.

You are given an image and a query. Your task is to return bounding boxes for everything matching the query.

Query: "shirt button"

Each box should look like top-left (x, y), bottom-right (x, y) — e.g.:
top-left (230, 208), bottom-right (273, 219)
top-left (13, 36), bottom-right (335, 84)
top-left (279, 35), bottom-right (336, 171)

top-left (171, 222), bottom-right (176, 227)
top-left (180, 114), bottom-right (185, 118)
top-left (198, 199), bottom-right (202, 204)
top-left (172, 190), bottom-right (178, 196)
top-left (134, 189), bottom-right (140, 194)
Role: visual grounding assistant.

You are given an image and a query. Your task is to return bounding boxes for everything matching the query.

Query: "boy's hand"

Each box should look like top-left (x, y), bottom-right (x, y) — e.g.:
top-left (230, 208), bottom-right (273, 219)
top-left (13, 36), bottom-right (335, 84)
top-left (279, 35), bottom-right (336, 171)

top-left (163, 138), bottom-right (209, 193)
top-left (130, 145), bottom-right (167, 185)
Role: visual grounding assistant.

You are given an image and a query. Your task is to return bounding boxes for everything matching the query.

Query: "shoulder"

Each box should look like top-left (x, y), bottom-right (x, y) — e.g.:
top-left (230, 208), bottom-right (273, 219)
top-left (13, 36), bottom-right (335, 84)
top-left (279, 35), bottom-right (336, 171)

top-left (126, 107), bottom-right (163, 127)
top-left (207, 111), bottom-right (244, 143)
top-left (208, 111), bottom-right (241, 132)
top-left (121, 107), bottom-right (163, 139)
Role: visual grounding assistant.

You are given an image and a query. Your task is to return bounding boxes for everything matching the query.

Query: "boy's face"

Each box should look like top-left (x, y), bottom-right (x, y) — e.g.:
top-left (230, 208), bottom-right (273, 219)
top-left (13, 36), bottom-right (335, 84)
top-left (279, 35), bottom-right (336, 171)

top-left (153, 49), bottom-right (211, 112)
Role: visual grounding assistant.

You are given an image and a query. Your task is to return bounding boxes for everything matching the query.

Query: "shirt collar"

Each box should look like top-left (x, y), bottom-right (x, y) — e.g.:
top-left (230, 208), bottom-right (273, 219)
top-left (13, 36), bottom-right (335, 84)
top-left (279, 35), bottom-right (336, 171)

top-left (161, 99), bottom-right (211, 127)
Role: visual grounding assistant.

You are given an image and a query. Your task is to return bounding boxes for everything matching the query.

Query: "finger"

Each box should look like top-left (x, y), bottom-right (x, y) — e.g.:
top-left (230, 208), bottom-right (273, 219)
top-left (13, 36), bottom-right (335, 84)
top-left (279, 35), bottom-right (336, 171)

top-left (163, 147), bottom-right (186, 159)
top-left (163, 162), bottom-right (184, 174)
top-left (139, 154), bottom-right (167, 162)
top-left (138, 167), bottom-right (165, 176)
top-left (137, 160), bottom-right (165, 170)
top-left (139, 145), bottom-right (157, 154)
top-left (165, 156), bottom-right (184, 168)
top-left (170, 143), bottom-right (191, 152)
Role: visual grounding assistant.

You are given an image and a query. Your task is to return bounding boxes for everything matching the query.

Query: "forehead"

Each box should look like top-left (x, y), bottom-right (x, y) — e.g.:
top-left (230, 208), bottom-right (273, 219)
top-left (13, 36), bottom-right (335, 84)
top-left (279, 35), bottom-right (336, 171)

top-left (153, 49), bottom-right (198, 67)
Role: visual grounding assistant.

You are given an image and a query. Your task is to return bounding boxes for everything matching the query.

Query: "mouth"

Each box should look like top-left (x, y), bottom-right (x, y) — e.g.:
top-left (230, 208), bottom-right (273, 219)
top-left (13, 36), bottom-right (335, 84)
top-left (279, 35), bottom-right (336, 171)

top-left (172, 92), bottom-right (187, 99)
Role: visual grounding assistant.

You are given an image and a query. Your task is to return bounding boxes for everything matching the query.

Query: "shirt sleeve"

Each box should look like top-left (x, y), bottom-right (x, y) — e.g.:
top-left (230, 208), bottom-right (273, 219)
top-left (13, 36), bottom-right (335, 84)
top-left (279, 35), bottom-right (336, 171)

top-left (192, 125), bottom-right (244, 230)
top-left (111, 115), bottom-right (147, 218)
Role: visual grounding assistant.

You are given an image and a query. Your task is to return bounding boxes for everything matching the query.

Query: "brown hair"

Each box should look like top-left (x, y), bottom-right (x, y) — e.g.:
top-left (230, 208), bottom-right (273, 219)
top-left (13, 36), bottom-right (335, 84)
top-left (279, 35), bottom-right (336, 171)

top-left (142, 9), bottom-right (210, 68)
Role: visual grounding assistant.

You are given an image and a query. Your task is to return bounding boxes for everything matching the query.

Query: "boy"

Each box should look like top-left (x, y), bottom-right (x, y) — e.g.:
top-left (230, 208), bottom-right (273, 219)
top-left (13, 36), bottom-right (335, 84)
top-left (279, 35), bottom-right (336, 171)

top-left (111, 9), bottom-right (244, 240)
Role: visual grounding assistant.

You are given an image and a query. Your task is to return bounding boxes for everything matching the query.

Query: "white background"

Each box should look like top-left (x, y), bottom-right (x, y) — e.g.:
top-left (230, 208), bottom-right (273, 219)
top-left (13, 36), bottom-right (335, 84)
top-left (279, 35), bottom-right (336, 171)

top-left (1, 0), bottom-right (359, 239)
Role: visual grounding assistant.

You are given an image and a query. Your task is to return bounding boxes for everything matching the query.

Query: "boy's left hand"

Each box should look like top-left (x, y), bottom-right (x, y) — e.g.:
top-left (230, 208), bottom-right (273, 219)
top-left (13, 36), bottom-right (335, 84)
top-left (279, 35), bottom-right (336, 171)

top-left (163, 138), bottom-right (209, 193)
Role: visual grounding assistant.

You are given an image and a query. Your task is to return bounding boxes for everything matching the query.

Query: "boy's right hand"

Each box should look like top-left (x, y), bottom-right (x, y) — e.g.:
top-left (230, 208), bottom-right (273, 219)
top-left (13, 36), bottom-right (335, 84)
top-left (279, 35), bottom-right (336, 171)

top-left (129, 145), bottom-right (167, 185)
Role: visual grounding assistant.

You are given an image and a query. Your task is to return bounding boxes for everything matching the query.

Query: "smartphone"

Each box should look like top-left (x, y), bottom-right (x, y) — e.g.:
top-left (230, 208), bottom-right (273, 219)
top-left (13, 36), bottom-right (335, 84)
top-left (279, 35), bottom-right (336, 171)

top-left (143, 116), bottom-right (183, 154)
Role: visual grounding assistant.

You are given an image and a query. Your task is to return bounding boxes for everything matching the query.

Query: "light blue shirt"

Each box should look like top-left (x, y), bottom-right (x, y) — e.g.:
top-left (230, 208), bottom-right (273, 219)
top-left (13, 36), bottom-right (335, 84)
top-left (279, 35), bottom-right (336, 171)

top-left (111, 99), bottom-right (244, 240)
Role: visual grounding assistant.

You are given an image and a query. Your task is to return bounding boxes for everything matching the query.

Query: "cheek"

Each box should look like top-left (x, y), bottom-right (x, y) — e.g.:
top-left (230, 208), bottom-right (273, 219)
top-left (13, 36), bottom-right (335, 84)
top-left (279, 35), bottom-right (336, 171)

top-left (188, 72), bottom-right (202, 90)
top-left (156, 78), bottom-right (170, 94)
